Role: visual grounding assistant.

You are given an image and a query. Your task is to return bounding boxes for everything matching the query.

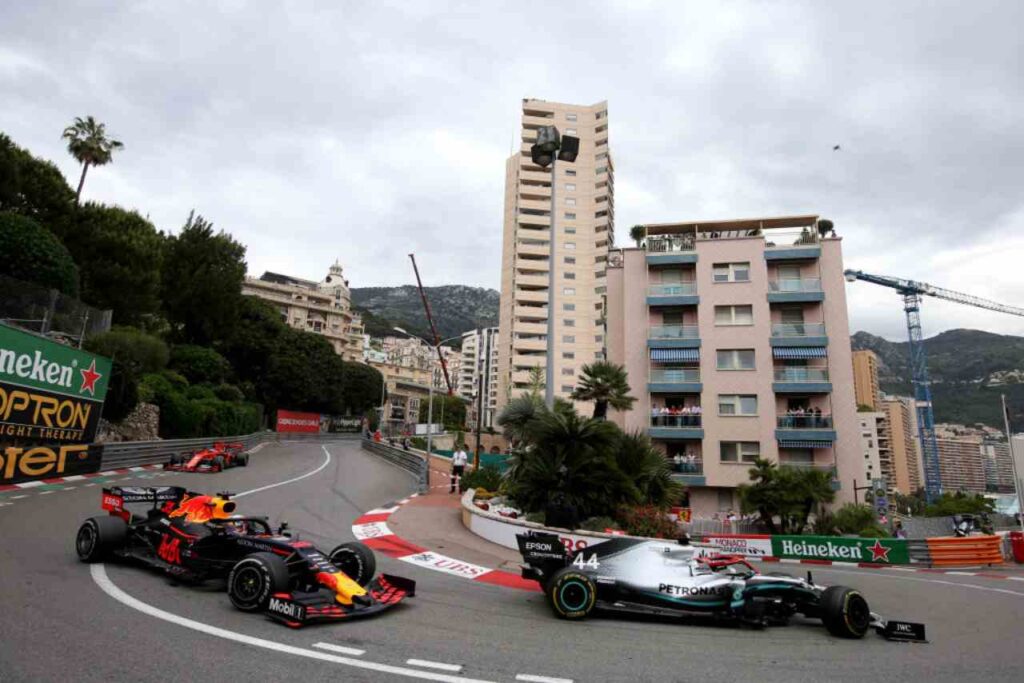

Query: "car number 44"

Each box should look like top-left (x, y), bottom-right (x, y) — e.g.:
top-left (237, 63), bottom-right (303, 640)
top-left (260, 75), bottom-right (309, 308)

top-left (572, 554), bottom-right (600, 569)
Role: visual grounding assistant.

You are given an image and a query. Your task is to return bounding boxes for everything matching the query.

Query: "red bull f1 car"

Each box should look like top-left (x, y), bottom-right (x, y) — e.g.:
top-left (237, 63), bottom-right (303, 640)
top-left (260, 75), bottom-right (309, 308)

top-left (164, 442), bottom-right (249, 472)
top-left (75, 486), bottom-right (414, 627)
top-left (517, 532), bottom-right (926, 642)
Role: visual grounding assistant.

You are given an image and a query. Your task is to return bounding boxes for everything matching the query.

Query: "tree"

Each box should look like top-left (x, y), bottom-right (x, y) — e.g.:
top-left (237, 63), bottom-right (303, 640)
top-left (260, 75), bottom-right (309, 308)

top-left (161, 211), bottom-right (247, 344)
top-left (0, 211), bottom-right (79, 296)
top-left (339, 361), bottom-right (383, 416)
top-left (0, 133), bottom-right (75, 234)
top-left (570, 361), bottom-right (637, 419)
top-left (62, 203), bottom-right (164, 326)
top-left (497, 393), bottom-right (544, 446)
top-left (169, 344), bottom-right (233, 385)
top-left (527, 367), bottom-right (545, 397)
top-left (84, 327), bottom-right (169, 422)
top-left (419, 394), bottom-right (468, 431)
top-left (737, 460), bottom-right (836, 534)
top-left (613, 431), bottom-right (682, 509)
top-left (629, 224), bottom-right (646, 248)
top-left (925, 491), bottom-right (995, 517)
top-left (61, 116), bottom-right (123, 205)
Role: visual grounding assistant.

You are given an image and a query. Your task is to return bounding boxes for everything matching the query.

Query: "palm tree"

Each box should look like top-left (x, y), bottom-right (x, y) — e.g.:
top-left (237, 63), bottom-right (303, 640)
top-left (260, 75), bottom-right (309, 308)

top-left (61, 116), bottom-right (124, 205)
top-left (629, 224), bottom-right (646, 248)
top-left (570, 361), bottom-right (636, 420)
top-left (526, 366), bottom-right (545, 397)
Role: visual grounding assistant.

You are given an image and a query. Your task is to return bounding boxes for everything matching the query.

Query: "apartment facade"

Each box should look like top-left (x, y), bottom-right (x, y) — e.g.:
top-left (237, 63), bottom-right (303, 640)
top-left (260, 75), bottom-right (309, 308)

top-left (935, 437), bottom-right (987, 493)
top-left (852, 350), bottom-right (882, 410)
top-left (242, 262), bottom-right (364, 362)
top-left (458, 327), bottom-right (500, 429)
top-left (857, 412), bottom-right (885, 488)
top-left (881, 396), bottom-right (924, 494)
top-left (497, 99), bottom-right (613, 411)
top-left (606, 215), bottom-right (860, 515)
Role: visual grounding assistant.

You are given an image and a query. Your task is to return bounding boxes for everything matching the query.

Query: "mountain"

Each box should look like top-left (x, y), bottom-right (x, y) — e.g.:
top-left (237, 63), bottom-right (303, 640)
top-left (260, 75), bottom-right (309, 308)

top-left (850, 329), bottom-right (1024, 429)
top-left (351, 285), bottom-right (500, 344)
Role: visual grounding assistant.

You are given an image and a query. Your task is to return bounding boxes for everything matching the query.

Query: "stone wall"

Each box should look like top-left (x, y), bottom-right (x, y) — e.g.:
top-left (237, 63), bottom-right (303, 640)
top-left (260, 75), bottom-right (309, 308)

top-left (97, 402), bottom-right (160, 443)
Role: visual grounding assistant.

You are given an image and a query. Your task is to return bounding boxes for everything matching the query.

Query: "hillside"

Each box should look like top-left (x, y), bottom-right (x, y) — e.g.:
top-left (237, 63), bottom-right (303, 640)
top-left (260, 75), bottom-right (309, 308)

top-left (352, 285), bottom-right (499, 344)
top-left (851, 329), bottom-right (1024, 429)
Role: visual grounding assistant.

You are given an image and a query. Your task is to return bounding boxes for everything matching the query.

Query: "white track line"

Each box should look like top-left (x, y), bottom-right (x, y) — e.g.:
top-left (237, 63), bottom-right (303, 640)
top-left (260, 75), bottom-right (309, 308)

top-left (818, 566), bottom-right (1024, 597)
top-left (39, 490), bottom-right (54, 495)
top-left (407, 659), bottom-right (463, 673)
top-left (11, 495), bottom-right (27, 500)
top-left (234, 446), bottom-right (332, 498)
top-left (313, 642), bottom-right (366, 656)
top-left (516, 675), bottom-right (573, 683)
top-left (16, 481), bottom-right (43, 489)
top-left (63, 475), bottom-right (85, 482)
top-left (91, 565), bottom-right (495, 683)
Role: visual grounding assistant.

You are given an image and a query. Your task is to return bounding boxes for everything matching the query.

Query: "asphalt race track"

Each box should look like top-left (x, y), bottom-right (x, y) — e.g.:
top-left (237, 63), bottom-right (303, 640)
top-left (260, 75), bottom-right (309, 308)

top-left (2, 440), bottom-right (1023, 683)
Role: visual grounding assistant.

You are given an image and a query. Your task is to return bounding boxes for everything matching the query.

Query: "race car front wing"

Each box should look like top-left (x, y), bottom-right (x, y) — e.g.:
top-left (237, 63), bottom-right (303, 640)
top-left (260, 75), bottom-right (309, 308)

top-left (264, 574), bottom-right (415, 628)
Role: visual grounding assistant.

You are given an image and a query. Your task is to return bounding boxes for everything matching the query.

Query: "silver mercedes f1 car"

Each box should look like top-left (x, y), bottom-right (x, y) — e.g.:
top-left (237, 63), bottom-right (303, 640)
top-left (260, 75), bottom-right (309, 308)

top-left (517, 532), bottom-right (926, 641)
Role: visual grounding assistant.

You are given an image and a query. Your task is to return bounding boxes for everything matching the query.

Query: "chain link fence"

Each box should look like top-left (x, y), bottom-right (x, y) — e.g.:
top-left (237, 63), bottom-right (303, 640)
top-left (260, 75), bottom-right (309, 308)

top-left (0, 273), bottom-right (112, 346)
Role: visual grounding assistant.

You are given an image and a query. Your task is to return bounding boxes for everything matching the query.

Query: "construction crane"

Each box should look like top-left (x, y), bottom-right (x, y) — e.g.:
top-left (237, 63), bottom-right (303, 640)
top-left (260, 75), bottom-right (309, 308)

top-left (409, 254), bottom-right (454, 395)
top-left (844, 269), bottom-right (1024, 501)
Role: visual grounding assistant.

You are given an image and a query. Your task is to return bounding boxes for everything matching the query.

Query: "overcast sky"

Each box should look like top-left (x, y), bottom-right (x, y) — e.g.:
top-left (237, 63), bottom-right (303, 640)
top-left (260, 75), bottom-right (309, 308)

top-left (2, 1), bottom-right (1023, 340)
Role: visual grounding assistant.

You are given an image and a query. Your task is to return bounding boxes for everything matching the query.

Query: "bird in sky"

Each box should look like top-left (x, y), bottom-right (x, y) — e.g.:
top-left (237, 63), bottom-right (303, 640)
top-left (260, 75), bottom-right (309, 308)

top-left (833, 144), bottom-right (841, 151)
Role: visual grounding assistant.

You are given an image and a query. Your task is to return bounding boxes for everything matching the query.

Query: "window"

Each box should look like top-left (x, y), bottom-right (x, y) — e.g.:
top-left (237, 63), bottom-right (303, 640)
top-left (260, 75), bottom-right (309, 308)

top-left (563, 319), bottom-right (575, 327)
top-left (662, 311), bottom-right (684, 325)
top-left (720, 442), bottom-right (760, 464)
top-left (712, 262), bottom-right (751, 283)
top-left (565, 183), bottom-right (576, 191)
top-left (565, 169), bottom-right (576, 176)
top-left (561, 385), bottom-right (574, 393)
top-left (562, 335), bottom-right (575, 343)
top-left (562, 303), bottom-right (575, 311)
top-left (717, 489), bottom-right (735, 511)
top-left (562, 351), bottom-right (575, 359)
top-left (566, 129), bottom-right (577, 135)
top-left (561, 368), bottom-right (574, 376)
top-left (566, 113), bottom-right (577, 122)
top-left (565, 198), bottom-right (576, 206)
top-left (717, 349), bottom-right (755, 370)
top-left (595, 335), bottom-right (603, 343)
top-left (595, 286), bottom-right (606, 294)
top-left (564, 272), bottom-right (576, 280)
top-left (715, 305), bottom-right (753, 325)
top-left (563, 287), bottom-right (576, 295)
top-left (719, 395), bottom-right (758, 416)
top-left (565, 242), bottom-right (576, 250)
top-left (564, 256), bottom-right (576, 264)
top-left (565, 227), bottom-right (576, 234)
top-left (564, 212), bottom-right (576, 219)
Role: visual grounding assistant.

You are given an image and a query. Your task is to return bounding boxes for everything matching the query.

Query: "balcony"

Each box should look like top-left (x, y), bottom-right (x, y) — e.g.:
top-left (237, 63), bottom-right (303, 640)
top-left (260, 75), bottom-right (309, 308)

top-left (646, 282), bottom-right (699, 307)
top-left (775, 415), bottom-right (836, 443)
top-left (648, 367), bottom-right (702, 393)
top-left (645, 236), bottom-right (697, 266)
top-left (669, 457), bottom-right (705, 486)
top-left (772, 367), bottom-right (832, 394)
top-left (767, 278), bottom-right (824, 303)
top-left (764, 232), bottom-right (821, 261)
top-left (516, 274), bottom-right (548, 288)
top-left (648, 325), bottom-right (700, 349)
top-left (769, 322), bottom-right (828, 347)
top-left (648, 415), bottom-right (704, 441)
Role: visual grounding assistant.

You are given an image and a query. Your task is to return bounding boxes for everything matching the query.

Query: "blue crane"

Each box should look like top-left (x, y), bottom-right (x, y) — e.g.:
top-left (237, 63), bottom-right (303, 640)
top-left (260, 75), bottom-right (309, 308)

top-left (844, 269), bottom-right (1024, 502)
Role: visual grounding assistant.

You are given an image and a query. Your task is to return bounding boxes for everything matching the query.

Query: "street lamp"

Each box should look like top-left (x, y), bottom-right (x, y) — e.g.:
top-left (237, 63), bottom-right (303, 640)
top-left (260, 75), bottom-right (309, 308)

top-left (393, 327), bottom-right (462, 458)
top-left (530, 125), bottom-right (579, 408)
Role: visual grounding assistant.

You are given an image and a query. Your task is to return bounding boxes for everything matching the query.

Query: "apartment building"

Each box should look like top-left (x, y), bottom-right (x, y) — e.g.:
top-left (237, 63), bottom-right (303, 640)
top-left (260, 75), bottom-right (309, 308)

top-left (606, 215), bottom-right (860, 515)
top-left (935, 437), bottom-right (988, 493)
top-left (497, 98), bottom-right (613, 411)
top-left (458, 327), bottom-right (500, 429)
top-left (881, 396), bottom-right (924, 494)
top-left (981, 441), bottom-right (1015, 493)
top-left (857, 412), bottom-right (885, 487)
top-left (852, 350), bottom-right (882, 410)
top-left (242, 261), bottom-right (364, 362)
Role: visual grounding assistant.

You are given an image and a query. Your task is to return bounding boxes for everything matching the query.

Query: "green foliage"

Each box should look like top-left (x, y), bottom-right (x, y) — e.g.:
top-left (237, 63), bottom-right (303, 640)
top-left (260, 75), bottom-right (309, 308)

top-left (858, 524), bottom-right (890, 538)
top-left (570, 361), bottom-right (637, 419)
top-left (613, 430), bottom-right (683, 510)
top-left (831, 503), bottom-right (878, 535)
top-left (102, 364), bottom-right (140, 422)
top-left (161, 211), bottom-right (246, 345)
top-left (497, 394), bottom-right (544, 445)
top-left (924, 492), bottom-right (995, 517)
top-left (409, 436), bottom-right (427, 450)
top-left (616, 505), bottom-right (680, 539)
top-left (459, 466), bottom-right (503, 493)
top-left (628, 224), bottom-right (645, 247)
top-left (893, 490), bottom-right (927, 516)
top-left (0, 211), bottom-right (79, 296)
top-left (737, 460), bottom-right (836, 535)
top-left (62, 115), bottom-right (123, 203)
top-left (351, 285), bottom-right (499, 342)
top-left (63, 203), bottom-right (163, 325)
top-left (84, 327), bottom-right (169, 422)
top-left (140, 369), bottom-right (260, 438)
top-left (419, 394), bottom-right (468, 431)
top-left (169, 344), bottom-right (232, 385)
top-left (856, 404), bottom-right (875, 412)
top-left (363, 407), bottom-right (379, 432)
top-left (580, 516), bottom-right (619, 532)
top-left (339, 361), bottom-right (384, 416)
top-left (213, 384), bottom-right (244, 402)
top-left (0, 133), bottom-right (75, 235)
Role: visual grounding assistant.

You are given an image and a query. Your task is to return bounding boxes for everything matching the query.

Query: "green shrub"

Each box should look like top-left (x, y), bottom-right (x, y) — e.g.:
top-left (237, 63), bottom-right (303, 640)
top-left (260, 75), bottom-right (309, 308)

top-left (459, 466), bottom-right (503, 493)
top-left (580, 516), bottom-right (619, 532)
top-left (169, 344), bottom-right (232, 385)
top-left (185, 384), bottom-right (216, 400)
top-left (0, 211), bottom-right (79, 296)
top-left (616, 505), bottom-right (680, 539)
top-left (85, 327), bottom-right (169, 377)
top-left (409, 436), bottom-right (427, 450)
top-left (525, 511), bottom-right (545, 524)
top-left (213, 383), bottom-right (244, 402)
top-left (831, 503), bottom-right (877, 535)
top-left (858, 523), bottom-right (890, 538)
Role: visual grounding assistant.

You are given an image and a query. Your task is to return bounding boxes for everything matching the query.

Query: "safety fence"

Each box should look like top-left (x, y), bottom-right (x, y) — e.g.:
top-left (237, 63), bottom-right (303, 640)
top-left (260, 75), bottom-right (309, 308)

top-left (925, 535), bottom-right (1005, 567)
top-left (359, 439), bottom-right (429, 493)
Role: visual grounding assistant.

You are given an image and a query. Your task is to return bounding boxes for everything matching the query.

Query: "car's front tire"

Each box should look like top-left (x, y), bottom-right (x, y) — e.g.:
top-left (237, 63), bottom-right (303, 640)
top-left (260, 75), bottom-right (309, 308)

top-left (820, 585), bottom-right (871, 638)
top-left (227, 552), bottom-right (290, 612)
top-left (212, 455), bottom-right (226, 472)
top-left (329, 541), bottom-right (377, 587)
top-left (237, 453), bottom-right (249, 467)
top-left (76, 516), bottom-right (128, 562)
top-left (547, 566), bottom-right (597, 620)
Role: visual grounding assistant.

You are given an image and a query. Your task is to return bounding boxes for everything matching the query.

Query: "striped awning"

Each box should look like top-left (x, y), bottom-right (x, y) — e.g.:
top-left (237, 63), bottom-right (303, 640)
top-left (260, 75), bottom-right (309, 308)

top-left (650, 348), bottom-right (699, 362)
top-left (778, 440), bottom-right (833, 449)
top-left (772, 347), bottom-right (827, 360)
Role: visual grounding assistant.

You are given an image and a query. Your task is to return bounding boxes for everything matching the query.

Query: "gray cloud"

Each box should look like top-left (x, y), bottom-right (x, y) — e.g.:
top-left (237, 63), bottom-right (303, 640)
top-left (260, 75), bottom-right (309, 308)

top-left (2, 1), bottom-right (1022, 340)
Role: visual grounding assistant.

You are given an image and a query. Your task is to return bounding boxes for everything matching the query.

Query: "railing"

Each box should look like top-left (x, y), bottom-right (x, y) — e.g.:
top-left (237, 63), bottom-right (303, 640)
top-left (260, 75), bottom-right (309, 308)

top-left (649, 325), bottom-right (700, 339)
top-left (773, 368), bottom-right (830, 382)
top-left (361, 439), bottom-right (429, 493)
top-left (650, 368), bottom-right (701, 383)
top-left (768, 278), bottom-right (822, 292)
top-left (778, 461), bottom-right (836, 475)
top-left (776, 415), bottom-right (834, 429)
top-left (771, 322), bottom-right (826, 337)
top-left (646, 236), bottom-right (695, 253)
top-left (100, 432), bottom-right (360, 469)
top-left (648, 283), bottom-right (697, 297)
top-left (669, 458), bottom-right (703, 475)
top-left (651, 415), bottom-right (703, 428)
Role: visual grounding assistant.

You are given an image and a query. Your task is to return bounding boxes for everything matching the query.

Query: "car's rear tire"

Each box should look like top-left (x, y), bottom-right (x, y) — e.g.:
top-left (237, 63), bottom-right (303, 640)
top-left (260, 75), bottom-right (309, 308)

top-left (237, 453), bottom-right (249, 467)
top-left (76, 516), bottom-right (128, 562)
top-left (212, 455), bottom-right (226, 472)
top-left (169, 454), bottom-right (181, 466)
top-left (228, 552), bottom-right (290, 612)
top-left (548, 566), bottom-right (597, 620)
top-left (820, 585), bottom-right (871, 638)
top-left (329, 541), bottom-right (377, 587)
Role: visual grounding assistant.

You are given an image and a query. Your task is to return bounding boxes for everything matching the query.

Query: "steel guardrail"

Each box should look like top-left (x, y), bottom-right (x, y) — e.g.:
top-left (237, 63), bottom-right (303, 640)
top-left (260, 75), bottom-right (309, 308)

top-left (99, 432), bottom-right (360, 469)
top-left (360, 439), bottom-right (429, 493)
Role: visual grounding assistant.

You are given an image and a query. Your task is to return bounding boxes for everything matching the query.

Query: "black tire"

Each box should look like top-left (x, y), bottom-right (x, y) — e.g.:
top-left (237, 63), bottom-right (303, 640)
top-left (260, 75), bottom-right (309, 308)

top-left (212, 455), bottom-right (226, 472)
top-left (76, 516), bottom-right (128, 562)
top-left (227, 552), bottom-right (290, 612)
top-left (168, 454), bottom-right (181, 466)
top-left (547, 566), bottom-right (597, 620)
top-left (820, 586), bottom-right (871, 638)
top-left (329, 541), bottom-right (377, 587)
top-left (237, 453), bottom-right (249, 467)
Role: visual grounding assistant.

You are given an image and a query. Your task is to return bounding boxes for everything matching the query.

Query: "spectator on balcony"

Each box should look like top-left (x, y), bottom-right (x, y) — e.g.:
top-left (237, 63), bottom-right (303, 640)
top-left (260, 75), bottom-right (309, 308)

top-left (685, 453), bottom-right (697, 473)
top-left (673, 454), bottom-right (683, 472)
top-left (680, 404), bottom-right (692, 425)
top-left (812, 406), bottom-right (822, 427)
top-left (691, 404), bottom-right (702, 425)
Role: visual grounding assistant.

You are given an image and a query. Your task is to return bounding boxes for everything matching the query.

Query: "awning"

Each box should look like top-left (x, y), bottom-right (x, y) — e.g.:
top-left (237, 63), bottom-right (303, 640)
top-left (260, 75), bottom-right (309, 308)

top-left (772, 347), bottom-right (827, 360)
top-left (650, 348), bottom-right (699, 362)
top-left (778, 440), bottom-right (833, 449)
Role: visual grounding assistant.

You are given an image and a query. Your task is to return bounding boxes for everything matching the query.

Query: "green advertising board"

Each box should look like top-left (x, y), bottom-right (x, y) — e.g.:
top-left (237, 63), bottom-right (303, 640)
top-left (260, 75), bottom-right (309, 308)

top-left (771, 534), bottom-right (909, 565)
top-left (0, 323), bottom-right (112, 484)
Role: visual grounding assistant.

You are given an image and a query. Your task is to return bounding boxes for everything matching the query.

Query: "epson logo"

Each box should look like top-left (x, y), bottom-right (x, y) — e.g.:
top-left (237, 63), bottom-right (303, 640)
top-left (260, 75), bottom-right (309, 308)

top-left (268, 598), bottom-right (303, 619)
top-left (526, 542), bottom-right (554, 551)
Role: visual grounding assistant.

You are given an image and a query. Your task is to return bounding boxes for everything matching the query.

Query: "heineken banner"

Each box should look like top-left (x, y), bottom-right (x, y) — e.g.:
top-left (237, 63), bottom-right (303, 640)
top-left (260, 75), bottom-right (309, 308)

top-left (0, 323), bottom-right (111, 484)
top-left (771, 535), bottom-right (909, 565)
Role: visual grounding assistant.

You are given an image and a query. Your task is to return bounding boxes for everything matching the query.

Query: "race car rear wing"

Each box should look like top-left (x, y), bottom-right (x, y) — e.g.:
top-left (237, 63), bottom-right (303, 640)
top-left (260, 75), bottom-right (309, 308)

top-left (517, 532), bottom-right (569, 564)
top-left (102, 486), bottom-right (189, 515)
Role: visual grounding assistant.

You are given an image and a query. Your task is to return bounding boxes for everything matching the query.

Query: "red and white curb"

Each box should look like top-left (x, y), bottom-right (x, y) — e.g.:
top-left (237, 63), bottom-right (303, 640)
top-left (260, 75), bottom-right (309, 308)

top-left (351, 495), bottom-right (540, 592)
top-left (0, 463), bottom-right (166, 494)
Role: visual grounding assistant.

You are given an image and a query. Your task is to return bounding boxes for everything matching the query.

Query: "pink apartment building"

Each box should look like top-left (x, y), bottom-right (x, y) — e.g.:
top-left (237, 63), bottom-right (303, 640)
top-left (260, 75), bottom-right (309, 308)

top-left (606, 215), bottom-right (859, 516)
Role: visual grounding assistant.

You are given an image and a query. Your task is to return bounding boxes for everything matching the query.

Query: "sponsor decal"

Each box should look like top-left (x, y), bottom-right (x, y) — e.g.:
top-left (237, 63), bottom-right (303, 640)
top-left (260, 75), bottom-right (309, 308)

top-left (268, 597), bottom-right (305, 620)
top-left (702, 535), bottom-right (773, 557)
top-left (658, 583), bottom-right (730, 597)
top-left (157, 535), bottom-right (182, 565)
top-left (275, 409), bottom-right (321, 433)
top-left (0, 325), bottom-right (110, 401)
top-left (352, 521), bottom-right (393, 540)
top-left (771, 535), bottom-right (908, 564)
top-left (400, 551), bottom-right (489, 579)
top-left (0, 442), bottom-right (103, 485)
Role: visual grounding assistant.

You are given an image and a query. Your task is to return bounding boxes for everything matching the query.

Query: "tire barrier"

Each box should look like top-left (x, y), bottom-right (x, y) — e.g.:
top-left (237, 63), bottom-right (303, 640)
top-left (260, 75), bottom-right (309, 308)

top-left (924, 536), bottom-right (1005, 567)
top-left (100, 432), bottom-right (359, 469)
top-left (360, 439), bottom-right (429, 493)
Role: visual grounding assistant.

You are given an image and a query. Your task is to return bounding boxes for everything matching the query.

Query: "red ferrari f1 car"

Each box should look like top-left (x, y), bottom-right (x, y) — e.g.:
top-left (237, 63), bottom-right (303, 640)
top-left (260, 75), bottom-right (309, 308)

top-left (165, 442), bottom-right (249, 472)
